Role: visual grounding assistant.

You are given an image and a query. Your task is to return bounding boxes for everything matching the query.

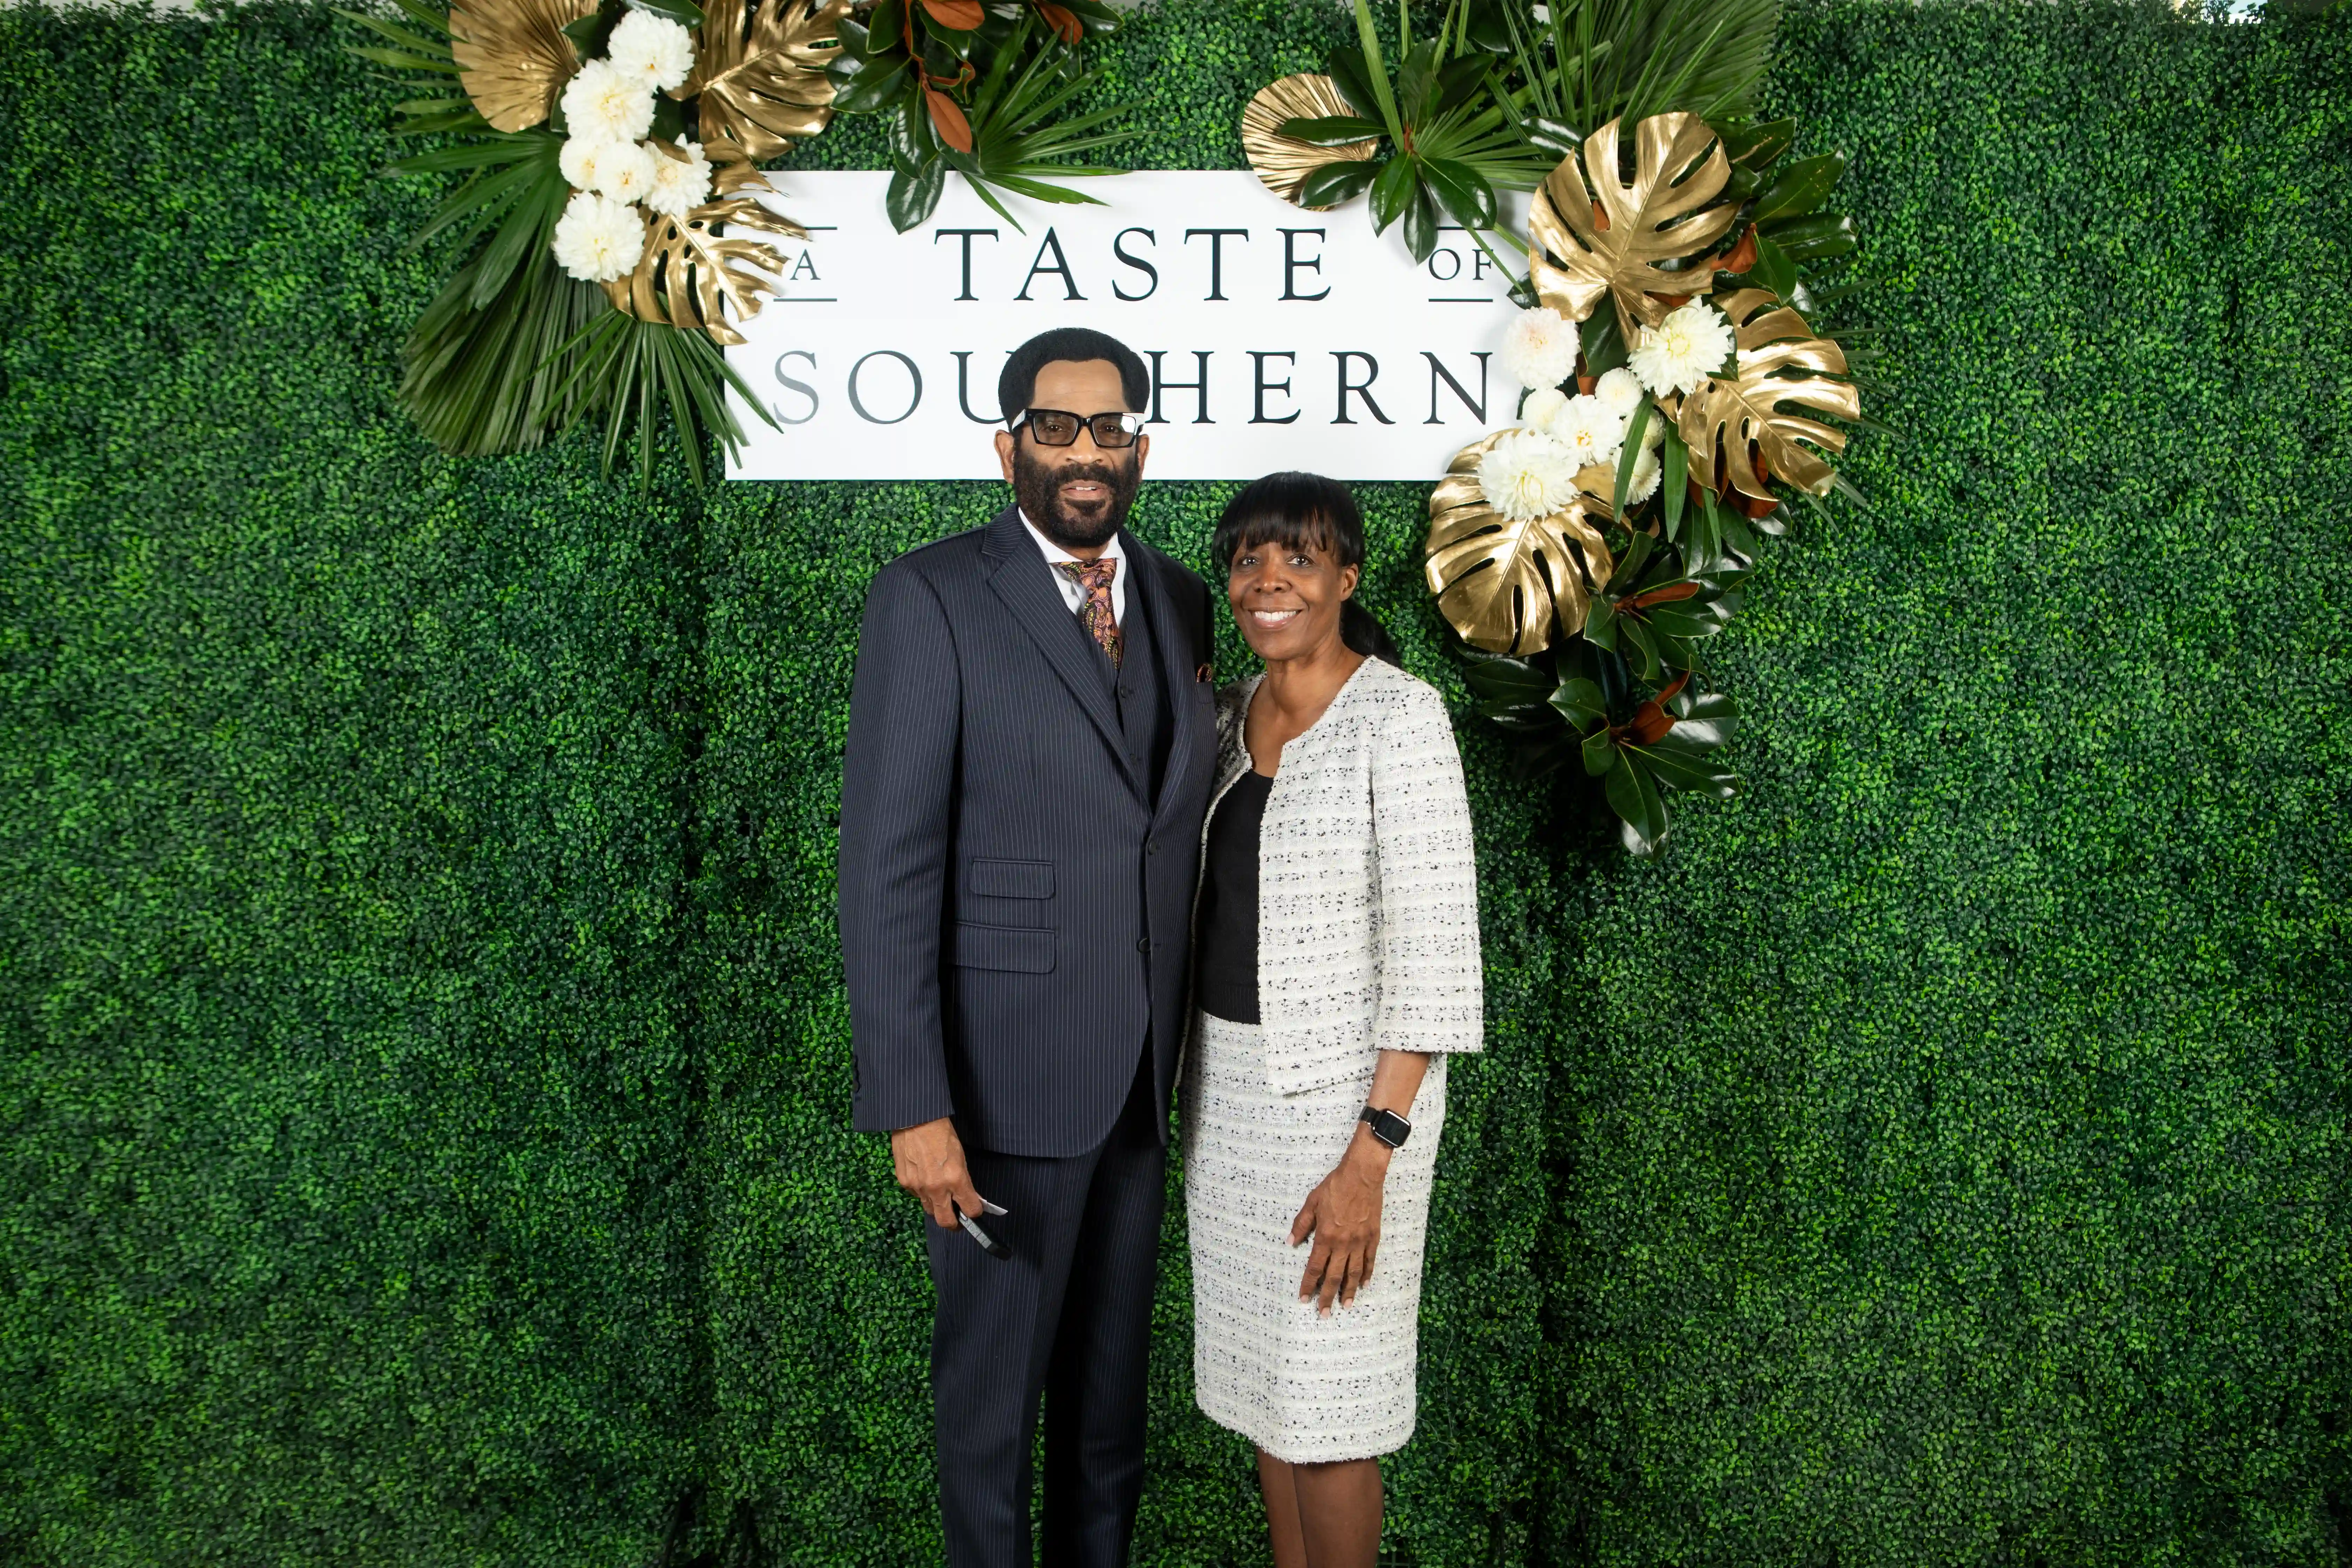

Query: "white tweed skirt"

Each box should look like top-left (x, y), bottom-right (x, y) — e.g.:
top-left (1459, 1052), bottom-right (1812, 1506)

top-left (1180, 1009), bottom-right (1446, 1464)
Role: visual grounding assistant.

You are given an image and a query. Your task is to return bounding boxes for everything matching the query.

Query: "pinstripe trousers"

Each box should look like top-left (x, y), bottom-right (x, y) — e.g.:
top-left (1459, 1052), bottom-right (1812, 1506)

top-left (923, 1047), bottom-right (1166, 1568)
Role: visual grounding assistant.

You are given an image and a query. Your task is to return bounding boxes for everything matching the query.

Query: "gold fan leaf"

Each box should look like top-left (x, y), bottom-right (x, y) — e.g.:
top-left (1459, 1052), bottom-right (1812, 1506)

top-left (1678, 287), bottom-right (1859, 499)
top-left (1530, 112), bottom-right (1738, 341)
top-left (449, 0), bottom-right (597, 132)
top-left (1240, 74), bottom-right (1378, 209)
top-left (681, 0), bottom-right (849, 162)
top-left (1423, 432), bottom-right (1618, 656)
top-left (604, 197), bottom-right (810, 345)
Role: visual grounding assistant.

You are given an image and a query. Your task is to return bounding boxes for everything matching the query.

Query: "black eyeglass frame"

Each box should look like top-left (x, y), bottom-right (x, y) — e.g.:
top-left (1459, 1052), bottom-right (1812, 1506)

top-left (1008, 407), bottom-right (1146, 449)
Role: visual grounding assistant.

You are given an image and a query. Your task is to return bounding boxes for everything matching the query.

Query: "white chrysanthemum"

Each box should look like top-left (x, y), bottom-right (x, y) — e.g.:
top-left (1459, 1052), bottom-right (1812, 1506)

top-left (593, 139), bottom-right (659, 204)
top-left (1499, 306), bottom-right (1580, 391)
top-left (560, 58), bottom-right (656, 145)
top-left (1477, 429), bottom-right (1582, 523)
top-left (559, 134), bottom-right (620, 193)
top-left (1547, 394), bottom-right (1625, 472)
top-left (552, 191), bottom-right (646, 282)
top-left (1519, 385), bottom-right (1568, 430)
top-left (1593, 365), bottom-right (1643, 418)
top-left (607, 9), bottom-right (696, 93)
top-left (644, 138), bottom-right (714, 217)
top-left (1624, 439), bottom-right (1663, 505)
top-left (1629, 298), bottom-right (1735, 396)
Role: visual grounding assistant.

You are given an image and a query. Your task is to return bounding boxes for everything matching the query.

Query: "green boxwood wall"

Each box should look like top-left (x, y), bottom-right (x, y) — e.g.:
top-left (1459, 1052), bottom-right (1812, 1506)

top-left (2, 1), bottom-right (2347, 1565)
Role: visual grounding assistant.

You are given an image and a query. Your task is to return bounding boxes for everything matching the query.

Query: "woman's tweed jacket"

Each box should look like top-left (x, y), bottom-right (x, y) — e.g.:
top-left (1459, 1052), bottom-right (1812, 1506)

top-left (1194, 655), bottom-right (1483, 1094)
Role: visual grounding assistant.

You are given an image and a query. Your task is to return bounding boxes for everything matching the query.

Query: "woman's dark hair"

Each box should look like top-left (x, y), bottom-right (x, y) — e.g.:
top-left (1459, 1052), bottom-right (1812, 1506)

top-left (1212, 471), bottom-right (1401, 666)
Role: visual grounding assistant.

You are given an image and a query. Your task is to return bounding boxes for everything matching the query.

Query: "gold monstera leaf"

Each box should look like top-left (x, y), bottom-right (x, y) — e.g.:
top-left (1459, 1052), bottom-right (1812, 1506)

top-left (682, 0), bottom-right (848, 162)
top-left (1530, 112), bottom-right (1738, 341)
top-left (1424, 433), bottom-right (1617, 656)
top-left (604, 197), bottom-right (809, 345)
top-left (450, 0), bottom-right (596, 132)
top-left (1679, 288), bottom-right (1859, 500)
top-left (1240, 74), bottom-right (1378, 209)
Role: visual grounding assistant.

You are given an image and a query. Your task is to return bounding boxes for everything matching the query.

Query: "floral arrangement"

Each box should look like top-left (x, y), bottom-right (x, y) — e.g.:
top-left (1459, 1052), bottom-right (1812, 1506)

top-left (1245, 0), bottom-right (1872, 855)
top-left (824, 0), bottom-right (1130, 231)
top-left (344, 0), bottom-right (1125, 486)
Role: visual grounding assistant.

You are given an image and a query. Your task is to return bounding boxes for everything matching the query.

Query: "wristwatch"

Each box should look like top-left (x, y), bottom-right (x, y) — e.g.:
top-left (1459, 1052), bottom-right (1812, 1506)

top-left (1359, 1104), bottom-right (1412, 1149)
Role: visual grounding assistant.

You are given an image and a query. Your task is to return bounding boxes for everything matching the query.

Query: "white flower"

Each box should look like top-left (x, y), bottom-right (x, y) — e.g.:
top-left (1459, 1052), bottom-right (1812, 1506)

top-left (1477, 429), bottom-right (1582, 522)
top-left (1499, 306), bottom-right (1580, 391)
top-left (552, 191), bottom-right (646, 282)
top-left (1519, 386), bottom-right (1568, 430)
top-left (644, 138), bottom-right (714, 217)
top-left (1624, 440), bottom-right (1663, 505)
top-left (595, 139), bottom-right (660, 204)
top-left (1547, 394), bottom-right (1625, 472)
top-left (559, 134), bottom-right (620, 193)
top-left (1629, 298), bottom-right (1735, 397)
top-left (560, 58), bottom-right (656, 145)
top-left (1593, 365), bottom-right (1643, 418)
top-left (606, 9), bottom-right (696, 93)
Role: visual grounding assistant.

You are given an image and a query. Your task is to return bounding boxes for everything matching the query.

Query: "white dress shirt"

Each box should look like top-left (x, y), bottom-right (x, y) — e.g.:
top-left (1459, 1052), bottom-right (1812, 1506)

top-left (1020, 509), bottom-right (1127, 625)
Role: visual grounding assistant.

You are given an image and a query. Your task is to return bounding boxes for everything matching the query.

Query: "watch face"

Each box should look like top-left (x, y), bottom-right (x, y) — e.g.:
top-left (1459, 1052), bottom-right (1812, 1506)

top-left (1364, 1107), bottom-right (1410, 1147)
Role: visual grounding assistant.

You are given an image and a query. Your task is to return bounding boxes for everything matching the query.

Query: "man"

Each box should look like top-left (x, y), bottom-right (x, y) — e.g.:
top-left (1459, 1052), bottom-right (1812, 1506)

top-left (837, 328), bottom-right (1219, 1568)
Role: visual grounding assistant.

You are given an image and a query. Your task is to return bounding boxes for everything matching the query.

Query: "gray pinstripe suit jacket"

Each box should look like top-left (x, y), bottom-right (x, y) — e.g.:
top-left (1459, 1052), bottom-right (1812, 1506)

top-left (839, 505), bottom-right (1220, 1157)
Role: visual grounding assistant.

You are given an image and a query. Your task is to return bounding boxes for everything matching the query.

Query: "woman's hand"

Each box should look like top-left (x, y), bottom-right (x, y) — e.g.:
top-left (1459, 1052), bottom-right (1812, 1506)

top-left (1290, 1128), bottom-right (1392, 1314)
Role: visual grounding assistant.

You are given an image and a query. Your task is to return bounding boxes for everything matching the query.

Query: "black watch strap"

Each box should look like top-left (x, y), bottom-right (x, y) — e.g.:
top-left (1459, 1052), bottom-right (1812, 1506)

top-left (1359, 1104), bottom-right (1412, 1149)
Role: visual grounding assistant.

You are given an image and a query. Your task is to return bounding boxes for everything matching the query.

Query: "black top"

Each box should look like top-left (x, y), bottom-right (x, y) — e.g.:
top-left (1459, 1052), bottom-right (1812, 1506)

top-left (1193, 769), bottom-right (1274, 1024)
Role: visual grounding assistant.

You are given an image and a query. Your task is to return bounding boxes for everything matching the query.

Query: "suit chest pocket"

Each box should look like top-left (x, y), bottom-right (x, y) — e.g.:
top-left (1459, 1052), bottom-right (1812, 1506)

top-left (963, 857), bottom-right (1056, 929)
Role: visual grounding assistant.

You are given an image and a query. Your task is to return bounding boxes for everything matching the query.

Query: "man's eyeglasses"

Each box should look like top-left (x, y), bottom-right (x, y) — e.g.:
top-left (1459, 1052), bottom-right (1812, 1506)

top-left (1010, 408), bottom-right (1145, 449)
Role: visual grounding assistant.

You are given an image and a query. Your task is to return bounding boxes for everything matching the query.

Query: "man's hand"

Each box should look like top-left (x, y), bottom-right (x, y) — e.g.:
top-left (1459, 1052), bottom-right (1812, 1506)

top-left (891, 1116), bottom-right (989, 1230)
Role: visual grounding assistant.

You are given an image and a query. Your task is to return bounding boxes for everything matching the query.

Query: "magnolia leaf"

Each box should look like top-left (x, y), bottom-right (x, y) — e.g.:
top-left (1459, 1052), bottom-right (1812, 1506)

top-left (683, 0), bottom-right (848, 161)
top-left (450, 0), bottom-right (597, 131)
top-left (1529, 112), bottom-right (1739, 341)
top-left (1679, 287), bottom-right (1859, 499)
top-left (1424, 432), bottom-right (1616, 656)
top-left (604, 196), bottom-right (807, 344)
top-left (1242, 74), bottom-right (1380, 208)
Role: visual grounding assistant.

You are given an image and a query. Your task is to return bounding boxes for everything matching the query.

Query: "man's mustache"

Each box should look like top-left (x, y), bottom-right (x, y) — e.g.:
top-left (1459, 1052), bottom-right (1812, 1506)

top-left (1050, 462), bottom-right (1126, 493)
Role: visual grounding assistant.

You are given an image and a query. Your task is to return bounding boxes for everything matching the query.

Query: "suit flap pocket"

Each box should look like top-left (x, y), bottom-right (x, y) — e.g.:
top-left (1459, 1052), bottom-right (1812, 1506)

top-left (952, 922), bottom-right (1057, 974)
top-left (967, 858), bottom-right (1054, 899)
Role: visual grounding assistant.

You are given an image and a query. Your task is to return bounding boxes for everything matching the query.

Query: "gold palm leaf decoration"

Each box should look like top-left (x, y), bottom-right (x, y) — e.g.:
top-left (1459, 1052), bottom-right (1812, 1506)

top-left (449, 0), bottom-right (597, 132)
top-left (605, 197), bottom-right (810, 345)
top-left (1679, 287), bottom-right (1859, 499)
top-left (1530, 112), bottom-right (1739, 341)
top-left (681, 0), bottom-right (850, 162)
top-left (1424, 433), bottom-right (1618, 656)
top-left (1241, 74), bottom-right (1379, 208)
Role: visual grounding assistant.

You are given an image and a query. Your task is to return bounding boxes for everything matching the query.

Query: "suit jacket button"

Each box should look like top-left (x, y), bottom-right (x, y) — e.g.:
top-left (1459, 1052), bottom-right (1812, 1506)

top-left (1146, 839), bottom-right (1156, 855)
top-left (1136, 937), bottom-right (1152, 954)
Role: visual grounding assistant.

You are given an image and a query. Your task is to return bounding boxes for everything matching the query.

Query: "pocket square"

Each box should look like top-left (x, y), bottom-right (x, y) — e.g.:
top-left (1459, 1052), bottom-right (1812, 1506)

top-left (1195, 663), bottom-right (1214, 684)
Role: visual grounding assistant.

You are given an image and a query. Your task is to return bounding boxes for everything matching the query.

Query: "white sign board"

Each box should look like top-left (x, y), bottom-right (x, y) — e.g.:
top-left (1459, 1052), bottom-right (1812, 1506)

top-left (725, 171), bottom-right (1525, 481)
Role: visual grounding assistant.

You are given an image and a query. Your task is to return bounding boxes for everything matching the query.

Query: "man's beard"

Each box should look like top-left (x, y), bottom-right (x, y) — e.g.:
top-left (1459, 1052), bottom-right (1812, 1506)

top-left (1013, 444), bottom-right (1142, 552)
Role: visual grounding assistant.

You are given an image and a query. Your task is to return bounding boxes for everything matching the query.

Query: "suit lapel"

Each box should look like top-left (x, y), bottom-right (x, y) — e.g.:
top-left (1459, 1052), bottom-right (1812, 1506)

top-left (1128, 536), bottom-right (1204, 822)
top-left (982, 507), bottom-right (1140, 797)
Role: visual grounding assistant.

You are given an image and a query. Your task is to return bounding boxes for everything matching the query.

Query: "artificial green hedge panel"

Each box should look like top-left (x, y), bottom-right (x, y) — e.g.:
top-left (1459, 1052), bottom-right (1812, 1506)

top-left (2, 2), bottom-right (2348, 1566)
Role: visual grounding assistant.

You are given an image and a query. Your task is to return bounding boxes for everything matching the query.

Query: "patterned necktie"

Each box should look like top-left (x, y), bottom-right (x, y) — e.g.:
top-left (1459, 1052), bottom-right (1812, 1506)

top-left (1054, 556), bottom-right (1122, 668)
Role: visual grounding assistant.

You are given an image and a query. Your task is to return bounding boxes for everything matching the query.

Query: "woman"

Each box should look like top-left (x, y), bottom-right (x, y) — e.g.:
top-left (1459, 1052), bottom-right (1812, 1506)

top-left (1184, 472), bottom-right (1484, 1568)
